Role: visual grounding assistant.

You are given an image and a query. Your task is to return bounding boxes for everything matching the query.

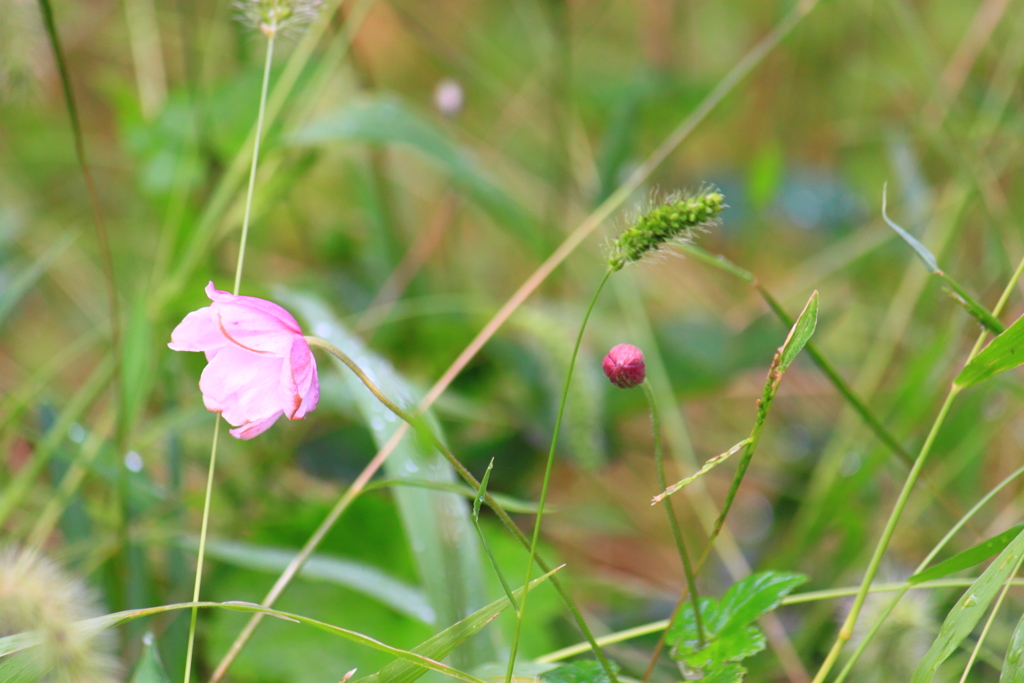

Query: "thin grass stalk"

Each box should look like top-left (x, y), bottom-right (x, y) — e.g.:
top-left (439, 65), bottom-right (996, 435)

top-left (641, 379), bottom-right (704, 644)
top-left (183, 29), bottom-right (276, 683)
top-left (505, 270), bottom-right (612, 683)
top-left (182, 419), bottom-right (220, 683)
top-left (811, 251), bottom-right (1024, 683)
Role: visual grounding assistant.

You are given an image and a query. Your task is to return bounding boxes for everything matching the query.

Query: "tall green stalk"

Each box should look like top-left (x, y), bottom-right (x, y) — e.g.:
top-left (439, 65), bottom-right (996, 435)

top-left (504, 269), bottom-right (612, 683)
top-left (182, 29), bottom-right (276, 683)
top-left (641, 379), bottom-right (704, 645)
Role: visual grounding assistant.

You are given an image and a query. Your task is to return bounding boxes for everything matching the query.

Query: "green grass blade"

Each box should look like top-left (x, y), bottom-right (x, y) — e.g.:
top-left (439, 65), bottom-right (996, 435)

top-left (881, 183), bottom-right (939, 273)
top-left (911, 527), bottom-right (1024, 683)
top-left (178, 537), bottom-right (435, 623)
top-left (471, 460), bottom-right (519, 615)
top-left (955, 312), bottom-right (1024, 388)
top-left (1002, 611), bottom-right (1024, 683)
top-left (362, 479), bottom-right (542, 514)
top-left (909, 524), bottom-right (1024, 585)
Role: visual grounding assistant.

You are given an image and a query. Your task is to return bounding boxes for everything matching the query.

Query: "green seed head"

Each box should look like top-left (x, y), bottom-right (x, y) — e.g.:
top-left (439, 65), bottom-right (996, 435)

top-left (607, 189), bottom-right (724, 271)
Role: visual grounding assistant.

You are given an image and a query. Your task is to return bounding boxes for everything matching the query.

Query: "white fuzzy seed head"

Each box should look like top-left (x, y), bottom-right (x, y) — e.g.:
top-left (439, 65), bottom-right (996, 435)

top-left (234, 0), bottom-right (323, 38)
top-left (0, 547), bottom-right (120, 683)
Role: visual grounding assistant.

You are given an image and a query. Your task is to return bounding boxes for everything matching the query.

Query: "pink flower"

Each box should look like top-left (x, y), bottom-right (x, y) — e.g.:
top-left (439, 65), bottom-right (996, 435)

top-left (602, 344), bottom-right (646, 389)
top-left (169, 282), bottom-right (319, 439)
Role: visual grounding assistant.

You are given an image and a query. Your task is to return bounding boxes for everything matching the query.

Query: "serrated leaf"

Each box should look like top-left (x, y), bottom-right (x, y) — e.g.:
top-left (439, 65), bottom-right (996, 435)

top-left (717, 571), bottom-right (807, 634)
top-left (701, 663), bottom-right (747, 683)
top-left (676, 624), bottom-right (765, 671)
top-left (540, 660), bottom-right (619, 683)
top-left (882, 184), bottom-right (938, 273)
top-left (130, 632), bottom-right (170, 683)
top-left (666, 598), bottom-right (723, 648)
top-left (1001, 611), bottom-right (1024, 683)
top-left (777, 292), bottom-right (817, 374)
top-left (912, 526), bottom-right (1024, 683)
top-left (955, 312), bottom-right (1024, 388)
top-left (909, 524), bottom-right (1024, 585)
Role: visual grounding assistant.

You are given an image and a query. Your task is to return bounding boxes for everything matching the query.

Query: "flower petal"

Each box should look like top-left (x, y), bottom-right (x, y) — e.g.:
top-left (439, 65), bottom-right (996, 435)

top-left (168, 306), bottom-right (229, 359)
top-left (229, 412), bottom-right (283, 440)
top-left (205, 283), bottom-right (303, 355)
top-left (199, 345), bottom-right (284, 426)
top-left (281, 336), bottom-right (319, 420)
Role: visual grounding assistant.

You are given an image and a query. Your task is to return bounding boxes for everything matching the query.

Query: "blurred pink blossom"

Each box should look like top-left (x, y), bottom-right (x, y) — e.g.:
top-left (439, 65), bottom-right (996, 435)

top-left (169, 282), bottom-right (319, 439)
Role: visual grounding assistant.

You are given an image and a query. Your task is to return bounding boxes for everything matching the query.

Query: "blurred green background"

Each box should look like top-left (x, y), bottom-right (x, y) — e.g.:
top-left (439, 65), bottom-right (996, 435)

top-left (3, 0), bottom-right (1024, 680)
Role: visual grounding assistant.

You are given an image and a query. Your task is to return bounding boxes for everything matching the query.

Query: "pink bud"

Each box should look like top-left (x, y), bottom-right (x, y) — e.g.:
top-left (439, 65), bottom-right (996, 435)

top-left (169, 282), bottom-right (319, 439)
top-left (602, 344), bottom-right (646, 389)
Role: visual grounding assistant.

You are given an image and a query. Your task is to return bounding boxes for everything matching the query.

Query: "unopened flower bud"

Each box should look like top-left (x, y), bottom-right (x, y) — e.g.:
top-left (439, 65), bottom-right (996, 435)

top-left (603, 344), bottom-right (646, 388)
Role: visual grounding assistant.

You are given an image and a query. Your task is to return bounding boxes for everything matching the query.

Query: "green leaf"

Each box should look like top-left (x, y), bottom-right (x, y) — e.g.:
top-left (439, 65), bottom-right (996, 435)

top-left (667, 598), bottom-right (723, 647)
top-left (540, 660), bottom-right (619, 683)
top-left (909, 524), bottom-right (1024, 585)
top-left (130, 632), bottom-right (170, 683)
top-left (702, 663), bottom-right (747, 683)
top-left (717, 571), bottom-right (807, 634)
top-left (911, 526), bottom-right (1024, 683)
top-left (357, 567), bottom-right (561, 683)
top-left (180, 536), bottom-right (435, 623)
top-left (882, 184), bottom-right (938, 273)
top-left (288, 96), bottom-right (538, 248)
top-left (776, 291), bottom-right (818, 374)
top-left (280, 290), bottom-right (497, 668)
top-left (1001, 611), bottom-right (1024, 683)
top-left (956, 312), bottom-right (1024, 388)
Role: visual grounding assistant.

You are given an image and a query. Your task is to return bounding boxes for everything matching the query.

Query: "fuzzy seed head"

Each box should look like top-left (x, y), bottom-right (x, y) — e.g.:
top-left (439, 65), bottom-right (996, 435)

top-left (234, 0), bottom-right (323, 37)
top-left (0, 547), bottom-right (119, 682)
top-left (607, 189), bottom-right (724, 271)
top-left (603, 344), bottom-right (646, 388)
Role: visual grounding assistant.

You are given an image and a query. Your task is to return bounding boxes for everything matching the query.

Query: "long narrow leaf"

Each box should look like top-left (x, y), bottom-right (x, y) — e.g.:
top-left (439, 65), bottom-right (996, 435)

top-left (909, 524), bottom-right (1024, 585)
top-left (911, 527), bottom-right (1024, 683)
top-left (956, 312), bottom-right (1024, 388)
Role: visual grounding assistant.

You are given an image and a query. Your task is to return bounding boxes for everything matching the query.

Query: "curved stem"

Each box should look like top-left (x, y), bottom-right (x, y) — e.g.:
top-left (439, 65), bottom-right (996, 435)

top-left (305, 308), bottom-right (622, 683)
top-left (642, 379), bottom-right (704, 645)
top-left (183, 418), bottom-right (220, 683)
top-left (234, 31), bottom-right (276, 296)
top-left (505, 269), bottom-right (612, 683)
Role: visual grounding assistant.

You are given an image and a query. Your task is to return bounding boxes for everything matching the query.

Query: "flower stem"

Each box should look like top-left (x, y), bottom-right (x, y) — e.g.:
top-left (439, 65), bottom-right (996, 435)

top-left (184, 29), bottom-right (275, 683)
top-left (505, 269), bottom-right (612, 683)
top-left (641, 379), bottom-right (704, 645)
top-left (183, 418), bottom-right (220, 683)
top-left (811, 251), bottom-right (1024, 683)
top-left (233, 31), bottom-right (276, 296)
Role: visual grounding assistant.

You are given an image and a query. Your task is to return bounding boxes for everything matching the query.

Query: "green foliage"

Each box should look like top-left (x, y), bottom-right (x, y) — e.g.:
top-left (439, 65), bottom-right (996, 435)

top-left (956, 312), bottom-right (1024, 388)
top-left (130, 633), bottom-right (171, 683)
top-left (912, 528), bottom-right (1024, 683)
top-left (776, 291), bottom-right (818, 375)
top-left (1002, 613), bottom-right (1024, 683)
top-left (539, 660), bottom-right (618, 683)
top-left (666, 572), bottom-right (806, 681)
